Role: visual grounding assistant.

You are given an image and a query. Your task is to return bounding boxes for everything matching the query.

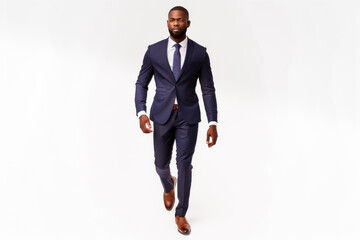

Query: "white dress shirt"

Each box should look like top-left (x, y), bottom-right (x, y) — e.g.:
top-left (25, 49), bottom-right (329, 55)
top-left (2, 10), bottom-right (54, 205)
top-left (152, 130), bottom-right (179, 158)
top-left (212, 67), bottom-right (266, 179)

top-left (138, 36), bottom-right (217, 126)
top-left (167, 36), bottom-right (188, 82)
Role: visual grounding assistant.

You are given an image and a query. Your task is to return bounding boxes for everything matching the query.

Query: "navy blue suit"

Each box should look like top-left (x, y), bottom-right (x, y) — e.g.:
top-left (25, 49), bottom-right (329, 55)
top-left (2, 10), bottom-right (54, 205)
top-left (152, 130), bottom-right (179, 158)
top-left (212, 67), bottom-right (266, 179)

top-left (135, 37), bottom-right (217, 217)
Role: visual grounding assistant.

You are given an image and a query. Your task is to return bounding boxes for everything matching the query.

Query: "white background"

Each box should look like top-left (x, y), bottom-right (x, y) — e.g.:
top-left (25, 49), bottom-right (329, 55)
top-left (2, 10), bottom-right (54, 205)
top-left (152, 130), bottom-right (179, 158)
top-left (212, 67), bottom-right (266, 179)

top-left (1, 0), bottom-right (359, 239)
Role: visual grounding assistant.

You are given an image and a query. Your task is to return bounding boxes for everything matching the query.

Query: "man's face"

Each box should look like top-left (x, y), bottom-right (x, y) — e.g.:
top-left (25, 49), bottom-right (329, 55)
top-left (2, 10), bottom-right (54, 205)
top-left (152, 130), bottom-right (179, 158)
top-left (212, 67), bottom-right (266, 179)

top-left (167, 10), bottom-right (190, 39)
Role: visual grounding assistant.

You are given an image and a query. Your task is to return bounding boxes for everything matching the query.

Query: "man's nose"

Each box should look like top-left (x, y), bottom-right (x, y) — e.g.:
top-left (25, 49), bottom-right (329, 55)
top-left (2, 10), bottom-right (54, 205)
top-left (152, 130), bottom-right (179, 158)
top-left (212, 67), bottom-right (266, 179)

top-left (173, 20), bottom-right (179, 26)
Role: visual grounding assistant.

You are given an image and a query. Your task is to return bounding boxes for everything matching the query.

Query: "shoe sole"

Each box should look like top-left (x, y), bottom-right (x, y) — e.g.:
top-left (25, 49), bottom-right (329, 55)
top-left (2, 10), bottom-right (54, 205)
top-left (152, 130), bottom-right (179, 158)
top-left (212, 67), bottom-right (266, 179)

top-left (178, 229), bottom-right (191, 235)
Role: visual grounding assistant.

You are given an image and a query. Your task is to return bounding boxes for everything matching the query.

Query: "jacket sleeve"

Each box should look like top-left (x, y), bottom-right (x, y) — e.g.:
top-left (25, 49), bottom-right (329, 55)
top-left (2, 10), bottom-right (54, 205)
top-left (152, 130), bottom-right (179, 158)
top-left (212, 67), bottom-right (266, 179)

top-left (199, 49), bottom-right (218, 123)
top-left (135, 46), bottom-right (154, 115)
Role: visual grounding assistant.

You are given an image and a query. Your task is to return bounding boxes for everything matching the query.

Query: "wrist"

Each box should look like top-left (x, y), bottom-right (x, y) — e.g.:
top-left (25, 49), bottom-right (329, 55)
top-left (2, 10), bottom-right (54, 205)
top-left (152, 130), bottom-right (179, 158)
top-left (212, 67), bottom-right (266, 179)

top-left (137, 110), bottom-right (147, 118)
top-left (209, 121), bottom-right (217, 126)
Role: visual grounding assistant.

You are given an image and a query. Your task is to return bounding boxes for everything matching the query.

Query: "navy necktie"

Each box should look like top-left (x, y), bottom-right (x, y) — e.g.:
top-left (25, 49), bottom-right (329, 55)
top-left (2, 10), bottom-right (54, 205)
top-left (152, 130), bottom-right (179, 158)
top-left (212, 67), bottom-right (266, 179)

top-left (173, 43), bottom-right (181, 80)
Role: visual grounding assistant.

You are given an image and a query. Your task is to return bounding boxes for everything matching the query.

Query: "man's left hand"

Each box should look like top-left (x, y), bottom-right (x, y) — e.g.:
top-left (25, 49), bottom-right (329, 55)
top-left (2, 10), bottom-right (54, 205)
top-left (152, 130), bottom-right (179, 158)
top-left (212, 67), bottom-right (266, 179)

top-left (206, 125), bottom-right (218, 148)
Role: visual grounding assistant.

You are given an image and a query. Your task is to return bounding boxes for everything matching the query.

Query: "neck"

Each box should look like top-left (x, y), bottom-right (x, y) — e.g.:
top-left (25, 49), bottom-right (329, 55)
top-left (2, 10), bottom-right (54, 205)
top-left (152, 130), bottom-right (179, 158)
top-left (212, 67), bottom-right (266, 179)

top-left (170, 35), bottom-right (186, 43)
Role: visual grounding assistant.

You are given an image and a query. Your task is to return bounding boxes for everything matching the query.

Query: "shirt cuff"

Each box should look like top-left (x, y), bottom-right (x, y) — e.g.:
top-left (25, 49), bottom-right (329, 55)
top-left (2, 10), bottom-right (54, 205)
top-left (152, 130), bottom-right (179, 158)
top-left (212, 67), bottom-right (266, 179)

top-left (137, 110), bottom-right (147, 118)
top-left (209, 121), bottom-right (217, 126)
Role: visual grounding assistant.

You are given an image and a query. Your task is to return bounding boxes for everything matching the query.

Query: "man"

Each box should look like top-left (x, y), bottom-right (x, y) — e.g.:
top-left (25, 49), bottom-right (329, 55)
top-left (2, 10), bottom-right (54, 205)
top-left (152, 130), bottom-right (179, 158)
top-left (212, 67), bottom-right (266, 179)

top-left (134, 6), bottom-right (218, 235)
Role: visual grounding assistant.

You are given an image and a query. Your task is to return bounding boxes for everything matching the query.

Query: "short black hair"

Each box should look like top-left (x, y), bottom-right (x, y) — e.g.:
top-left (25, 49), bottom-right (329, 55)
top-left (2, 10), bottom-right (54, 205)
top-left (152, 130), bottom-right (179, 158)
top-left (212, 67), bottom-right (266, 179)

top-left (168, 6), bottom-right (189, 20)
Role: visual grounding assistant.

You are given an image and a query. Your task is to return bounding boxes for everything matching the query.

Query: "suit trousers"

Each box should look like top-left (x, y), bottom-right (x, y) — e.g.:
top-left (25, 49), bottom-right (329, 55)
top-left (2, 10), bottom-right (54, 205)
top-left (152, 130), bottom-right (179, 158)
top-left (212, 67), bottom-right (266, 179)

top-left (153, 108), bottom-right (198, 217)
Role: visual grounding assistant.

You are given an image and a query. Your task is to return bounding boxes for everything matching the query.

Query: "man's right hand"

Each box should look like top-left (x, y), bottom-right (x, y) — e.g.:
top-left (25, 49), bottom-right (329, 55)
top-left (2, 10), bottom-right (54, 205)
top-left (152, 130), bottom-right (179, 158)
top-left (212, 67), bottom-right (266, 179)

top-left (139, 115), bottom-right (153, 133)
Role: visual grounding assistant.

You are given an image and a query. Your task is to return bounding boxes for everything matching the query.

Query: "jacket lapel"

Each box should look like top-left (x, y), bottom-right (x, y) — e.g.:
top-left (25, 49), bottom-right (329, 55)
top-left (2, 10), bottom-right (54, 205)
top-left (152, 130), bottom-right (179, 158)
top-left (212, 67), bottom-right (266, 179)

top-left (162, 37), bottom-right (194, 83)
top-left (177, 38), bottom-right (194, 82)
top-left (162, 38), bottom-right (176, 83)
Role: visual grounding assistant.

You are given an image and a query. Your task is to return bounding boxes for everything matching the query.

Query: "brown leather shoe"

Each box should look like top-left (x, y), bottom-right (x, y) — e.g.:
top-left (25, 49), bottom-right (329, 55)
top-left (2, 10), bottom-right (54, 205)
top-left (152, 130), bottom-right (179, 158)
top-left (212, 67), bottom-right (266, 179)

top-left (163, 176), bottom-right (176, 211)
top-left (175, 216), bottom-right (191, 235)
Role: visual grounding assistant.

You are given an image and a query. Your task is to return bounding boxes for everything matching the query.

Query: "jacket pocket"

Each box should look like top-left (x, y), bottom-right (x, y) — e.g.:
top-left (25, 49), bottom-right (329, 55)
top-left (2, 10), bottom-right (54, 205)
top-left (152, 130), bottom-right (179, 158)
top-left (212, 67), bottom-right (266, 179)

top-left (154, 94), bottom-right (164, 101)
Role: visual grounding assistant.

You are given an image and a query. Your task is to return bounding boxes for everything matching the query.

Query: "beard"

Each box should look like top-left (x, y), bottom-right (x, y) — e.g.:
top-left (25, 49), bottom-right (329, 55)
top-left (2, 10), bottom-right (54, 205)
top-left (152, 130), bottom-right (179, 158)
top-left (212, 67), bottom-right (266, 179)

top-left (168, 27), bottom-right (187, 39)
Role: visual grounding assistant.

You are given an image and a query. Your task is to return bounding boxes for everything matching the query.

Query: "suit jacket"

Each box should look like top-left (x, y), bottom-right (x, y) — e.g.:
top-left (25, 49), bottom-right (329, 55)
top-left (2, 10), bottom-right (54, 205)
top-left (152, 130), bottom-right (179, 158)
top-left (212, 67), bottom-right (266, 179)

top-left (135, 37), bottom-right (217, 125)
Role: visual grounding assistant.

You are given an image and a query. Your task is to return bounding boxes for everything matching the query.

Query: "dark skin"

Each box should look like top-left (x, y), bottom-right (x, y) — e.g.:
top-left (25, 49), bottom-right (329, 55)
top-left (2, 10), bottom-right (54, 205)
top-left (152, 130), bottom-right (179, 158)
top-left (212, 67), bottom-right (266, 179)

top-left (140, 9), bottom-right (218, 148)
top-left (167, 10), bottom-right (190, 43)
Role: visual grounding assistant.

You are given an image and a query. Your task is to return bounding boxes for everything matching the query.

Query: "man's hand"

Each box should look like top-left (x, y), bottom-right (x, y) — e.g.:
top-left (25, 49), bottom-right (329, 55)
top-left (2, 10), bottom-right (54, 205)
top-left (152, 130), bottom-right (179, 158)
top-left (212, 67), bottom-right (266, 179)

top-left (139, 115), bottom-right (153, 133)
top-left (206, 125), bottom-right (218, 148)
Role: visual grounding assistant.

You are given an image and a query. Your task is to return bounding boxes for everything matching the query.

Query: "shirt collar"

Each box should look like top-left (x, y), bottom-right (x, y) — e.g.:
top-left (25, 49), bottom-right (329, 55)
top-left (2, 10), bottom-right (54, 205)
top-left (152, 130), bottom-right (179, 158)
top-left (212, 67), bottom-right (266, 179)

top-left (168, 36), bottom-right (188, 50)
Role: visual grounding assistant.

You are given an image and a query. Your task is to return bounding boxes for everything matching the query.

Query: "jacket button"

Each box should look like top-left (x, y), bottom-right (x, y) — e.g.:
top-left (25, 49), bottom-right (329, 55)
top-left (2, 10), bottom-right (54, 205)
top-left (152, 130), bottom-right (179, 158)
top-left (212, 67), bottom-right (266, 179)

top-left (176, 84), bottom-right (178, 87)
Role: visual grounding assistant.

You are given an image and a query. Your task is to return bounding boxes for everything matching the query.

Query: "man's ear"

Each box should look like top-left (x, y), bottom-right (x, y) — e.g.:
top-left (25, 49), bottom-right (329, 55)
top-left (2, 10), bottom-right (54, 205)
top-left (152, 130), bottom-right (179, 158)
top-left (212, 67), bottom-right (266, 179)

top-left (187, 20), bottom-right (191, 27)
